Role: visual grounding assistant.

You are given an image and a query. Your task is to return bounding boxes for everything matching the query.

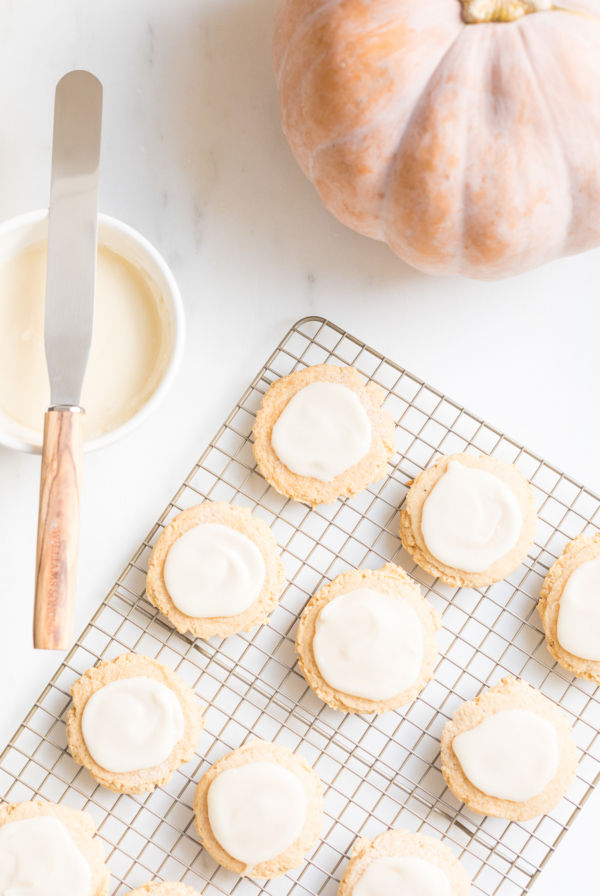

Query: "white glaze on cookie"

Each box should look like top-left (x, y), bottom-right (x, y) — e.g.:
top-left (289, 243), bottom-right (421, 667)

top-left (270, 381), bottom-right (371, 482)
top-left (353, 855), bottom-right (452, 896)
top-left (163, 523), bottom-right (266, 618)
top-left (557, 553), bottom-right (600, 661)
top-left (0, 815), bottom-right (91, 896)
top-left (296, 564), bottom-right (441, 714)
top-left (452, 709), bottom-right (559, 802)
top-left (441, 677), bottom-right (577, 821)
top-left (194, 739), bottom-right (324, 879)
top-left (421, 461), bottom-right (523, 573)
top-left (312, 588), bottom-right (424, 701)
top-left (207, 761), bottom-right (307, 876)
top-left (253, 365), bottom-right (395, 507)
top-left (147, 503), bottom-right (285, 639)
top-left (81, 676), bottom-right (185, 773)
top-left (0, 801), bottom-right (109, 896)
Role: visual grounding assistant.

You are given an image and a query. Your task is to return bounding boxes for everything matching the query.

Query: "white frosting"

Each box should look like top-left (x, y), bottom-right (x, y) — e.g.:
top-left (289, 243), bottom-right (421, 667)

top-left (0, 240), bottom-right (171, 442)
top-left (557, 553), bottom-right (600, 660)
top-left (312, 588), bottom-right (424, 701)
top-left (0, 815), bottom-right (91, 896)
top-left (452, 709), bottom-right (560, 802)
top-left (421, 460), bottom-right (523, 573)
top-left (207, 760), bottom-right (306, 875)
top-left (353, 855), bottom-right (452, 896)
top-left (270, 381), bottom-right (371, 482)
top-left (81, 676), bottom-right (185, 773)
top-left (163, 523), bottom-right (266, 618)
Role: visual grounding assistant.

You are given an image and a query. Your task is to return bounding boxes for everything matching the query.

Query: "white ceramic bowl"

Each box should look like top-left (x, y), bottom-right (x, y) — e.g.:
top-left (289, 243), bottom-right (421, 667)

top-left (0, 209), bottom-right (185, 454)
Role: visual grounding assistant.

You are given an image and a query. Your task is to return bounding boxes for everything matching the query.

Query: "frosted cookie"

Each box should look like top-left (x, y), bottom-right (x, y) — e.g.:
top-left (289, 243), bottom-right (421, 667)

top-left (440, 677), bottom-right (578, 821)
top-left (252, 364), bottom-right (395, 507)
top-left (194, 738), bottom-right (324, 878)
top-left (128, 885), bottom-right (200, 896)
top-left (400, 453), bottom-right (537, 589)
top-left (146, 502), bottom-right (285, 639)
top-left (296, 563), bottom-right (441, 714)
top-left (539, 532), bottom-right (600, 683)
top-left (339, 828), bottom-right (470, 896)
top-left (66, 653), bottom-right (204, 794)
top-left (0, 800), bottom-right (109, 896)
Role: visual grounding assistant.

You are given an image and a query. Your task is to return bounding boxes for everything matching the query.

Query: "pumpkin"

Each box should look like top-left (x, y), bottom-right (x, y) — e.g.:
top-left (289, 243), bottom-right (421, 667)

top-left (273, 0), bottom-right (600, 279)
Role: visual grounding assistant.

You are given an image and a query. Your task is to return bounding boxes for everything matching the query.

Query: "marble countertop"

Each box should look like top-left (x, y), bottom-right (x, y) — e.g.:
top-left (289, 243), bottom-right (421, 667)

top-left (1, 0), bottom-right (599, 892)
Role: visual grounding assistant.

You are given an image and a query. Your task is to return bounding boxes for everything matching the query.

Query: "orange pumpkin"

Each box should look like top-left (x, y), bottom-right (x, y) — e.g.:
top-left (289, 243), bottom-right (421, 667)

top-left (273, 0), bottom-right (600, 279)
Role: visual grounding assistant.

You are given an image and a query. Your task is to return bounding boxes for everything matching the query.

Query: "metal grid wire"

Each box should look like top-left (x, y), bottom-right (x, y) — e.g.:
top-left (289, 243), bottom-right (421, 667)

top-left (2, 315), bottom-right (600, 896)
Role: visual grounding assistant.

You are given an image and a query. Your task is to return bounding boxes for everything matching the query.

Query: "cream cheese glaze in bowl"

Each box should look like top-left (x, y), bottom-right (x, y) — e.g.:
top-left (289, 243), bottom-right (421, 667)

top-left (0, 208), bottom-right (184, 454)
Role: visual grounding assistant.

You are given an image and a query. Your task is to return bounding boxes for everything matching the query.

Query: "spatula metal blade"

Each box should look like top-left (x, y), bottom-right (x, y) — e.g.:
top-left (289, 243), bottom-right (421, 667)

top-left (44, 70), bottom-right (102, 408)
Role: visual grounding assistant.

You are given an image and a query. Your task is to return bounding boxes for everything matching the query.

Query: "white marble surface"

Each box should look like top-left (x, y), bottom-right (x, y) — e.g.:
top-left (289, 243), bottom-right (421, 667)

top-left (0, 0), bottom-right (599, 891)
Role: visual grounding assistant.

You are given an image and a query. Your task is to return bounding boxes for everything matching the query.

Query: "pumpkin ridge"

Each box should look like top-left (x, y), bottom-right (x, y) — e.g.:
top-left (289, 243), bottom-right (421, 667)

top-left (306, 6), bottom-right (466, 239)
top-left (515, 22), bottom-right (575, 250)
top-left (278, 2), bottom-right (410, 156)
top-left (281, 42), bottom-right (333, 152)
top-left (458, 24), bottom-right (558, 272)
top-left (388, 24), bottom-right (533, 275)
top-left (381, 24), bottom-right (473, 264)
top-left (302, 23), bottom-right (460, 172)
top-left (274, 0), bottom-right (345, 86)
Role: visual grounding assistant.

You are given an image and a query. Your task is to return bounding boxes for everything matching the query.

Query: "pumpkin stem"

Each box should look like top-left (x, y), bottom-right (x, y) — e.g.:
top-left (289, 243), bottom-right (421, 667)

top-left (460, 0), bottom-right (552, 22)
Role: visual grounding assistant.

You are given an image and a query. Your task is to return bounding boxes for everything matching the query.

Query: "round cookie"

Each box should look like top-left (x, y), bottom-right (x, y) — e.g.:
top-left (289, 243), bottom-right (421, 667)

top-left (66, 653), bottom-right (204, 794)
top-left (252, 364), bottom-right (395, 507)
top-left (128, 885), bottom-right (199, 895)
top-left (296, 563), bottom-right (441, 714)
top-left (339, 828), bottom-right (470, 896)
top-left (0, 800), bottom-right (109, 895)
top-left (539, 531), bottom-right (600, 683)
top-left (194, 738), bottom-right (324, 878)
top-left (440, 677), bottom-right (578, 821)
top-left (400, 453), bottom-right (537, 589)
top-left (146, 502), bottom-right (285, 639)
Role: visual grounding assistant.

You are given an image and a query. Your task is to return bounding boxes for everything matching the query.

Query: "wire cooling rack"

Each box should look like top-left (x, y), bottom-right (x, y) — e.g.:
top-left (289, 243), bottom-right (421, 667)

top-left (1, 316), bottom-right (600, 896)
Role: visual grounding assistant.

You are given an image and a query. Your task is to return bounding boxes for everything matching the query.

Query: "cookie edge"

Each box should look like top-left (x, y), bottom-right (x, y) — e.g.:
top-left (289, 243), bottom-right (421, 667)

top-left (193, 738), bottom-right (324, 879)
top-left (400, 453), bottom-right (537, 589)
top-left (440, 676), bottom-right (578, 821)
top-left (295, 563), bottom-right (441, 714)
top-left (66, 653), bottom-right (205, 795)
top-left (252, 365), bottom-right (395, 508)
top-left (539, 532), bottom-right (600, 684)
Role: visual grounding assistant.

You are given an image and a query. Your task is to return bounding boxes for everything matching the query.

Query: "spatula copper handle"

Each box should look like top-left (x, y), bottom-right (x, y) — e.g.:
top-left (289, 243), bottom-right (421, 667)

top-left (34, 408), bottom-right (85, 650)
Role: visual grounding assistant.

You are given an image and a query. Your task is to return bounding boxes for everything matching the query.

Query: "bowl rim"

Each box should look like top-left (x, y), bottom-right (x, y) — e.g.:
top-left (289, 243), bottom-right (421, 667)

top-left (0, 208), bottom-right (185, 455)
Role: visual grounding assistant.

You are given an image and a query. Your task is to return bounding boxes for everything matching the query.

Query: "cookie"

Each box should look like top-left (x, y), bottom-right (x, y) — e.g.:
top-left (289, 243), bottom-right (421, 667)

top-left (146, 502), bottom-right (285, 639)
top-left (66, 653), bottom-right (204, 794)
top-left (440, 677), bottom-right (578, 821)
top-left (539, 531), bottom-right (600, 683)
top-left (0, 800), bottom-right (109, 895)
top-left (252, 364), bottom-right (395, 507)
top-left (194, 739), bottom-right (324, 878)
top-left (400, 453), bottom-right (537, 589)
top-left (128, 885), bottom-right (199, 895)
top-left (339, 828), bottom-right (470, 896)
top-left (296, 563), bottom-right (441, 714)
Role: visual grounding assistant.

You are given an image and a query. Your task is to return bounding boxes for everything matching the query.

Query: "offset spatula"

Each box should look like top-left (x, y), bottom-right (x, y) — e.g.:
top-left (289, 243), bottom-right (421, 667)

top-left (34, 70), bottom-right (103, 650)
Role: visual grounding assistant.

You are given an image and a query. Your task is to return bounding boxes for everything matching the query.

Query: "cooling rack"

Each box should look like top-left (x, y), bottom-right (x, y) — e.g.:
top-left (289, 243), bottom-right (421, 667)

top-left (2, 316), bottom-right (599, 896)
